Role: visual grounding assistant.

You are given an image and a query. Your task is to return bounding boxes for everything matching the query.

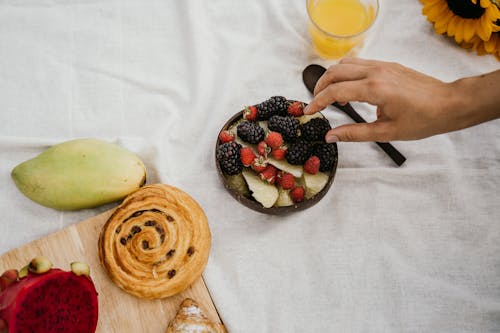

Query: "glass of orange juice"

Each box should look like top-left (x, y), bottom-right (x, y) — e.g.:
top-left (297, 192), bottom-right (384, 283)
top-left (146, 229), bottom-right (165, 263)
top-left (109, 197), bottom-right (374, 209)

top-left (307, 0), bottom-right (379, 59)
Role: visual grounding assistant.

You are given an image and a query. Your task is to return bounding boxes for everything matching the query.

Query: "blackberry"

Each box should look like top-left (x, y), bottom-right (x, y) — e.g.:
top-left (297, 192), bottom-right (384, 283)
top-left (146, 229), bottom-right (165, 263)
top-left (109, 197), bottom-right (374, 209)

top-left (217, 142), bottom-right (243, 175)
top-left (237, 121), bottom-right (265, 144)
top-left (257, 96), bottom-right (288, 120)
top-left (286, 140), bottom-right (312, 165)
top-left (301, 118), bottom-right (331, 142)
top-left (268, 115), bottom-right (300, 141)
top-left (314, 143), bottom-right (337, 172)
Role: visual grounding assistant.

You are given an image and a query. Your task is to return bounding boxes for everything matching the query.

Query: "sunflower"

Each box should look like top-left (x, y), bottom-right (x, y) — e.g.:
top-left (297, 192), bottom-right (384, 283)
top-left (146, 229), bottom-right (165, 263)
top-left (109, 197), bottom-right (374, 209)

top-left (421, 0), bottom-right (500, 43)
top-left (462, 30), bottom-right (500, 59)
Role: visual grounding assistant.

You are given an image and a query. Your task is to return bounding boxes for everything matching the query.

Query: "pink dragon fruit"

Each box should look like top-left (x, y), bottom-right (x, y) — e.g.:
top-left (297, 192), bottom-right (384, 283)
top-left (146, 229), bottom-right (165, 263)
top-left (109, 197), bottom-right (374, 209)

top-left (0, 257), bottom-right (98, 333)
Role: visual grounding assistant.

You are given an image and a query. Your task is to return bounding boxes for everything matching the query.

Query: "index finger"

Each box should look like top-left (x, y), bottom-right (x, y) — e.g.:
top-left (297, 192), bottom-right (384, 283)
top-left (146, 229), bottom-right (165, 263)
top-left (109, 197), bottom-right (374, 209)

top-left (313, 63), bottom-right (369, 96)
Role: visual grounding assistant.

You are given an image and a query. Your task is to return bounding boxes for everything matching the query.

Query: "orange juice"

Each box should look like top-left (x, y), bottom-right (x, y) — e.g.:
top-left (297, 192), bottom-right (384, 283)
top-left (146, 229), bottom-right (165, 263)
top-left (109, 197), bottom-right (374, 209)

top-left (307, 0), bottom-right (377, 59)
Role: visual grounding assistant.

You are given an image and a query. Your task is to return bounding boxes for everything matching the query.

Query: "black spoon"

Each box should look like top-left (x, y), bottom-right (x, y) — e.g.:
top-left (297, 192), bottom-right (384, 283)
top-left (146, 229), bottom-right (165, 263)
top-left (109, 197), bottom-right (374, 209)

top-left (302, 64), bottom-right (406, 166)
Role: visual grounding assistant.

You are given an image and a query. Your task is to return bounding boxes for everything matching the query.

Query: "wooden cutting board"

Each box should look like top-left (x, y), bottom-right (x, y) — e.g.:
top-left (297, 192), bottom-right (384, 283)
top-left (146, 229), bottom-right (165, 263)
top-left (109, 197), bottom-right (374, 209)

top-left (0, 209), bottom-right (224, 332)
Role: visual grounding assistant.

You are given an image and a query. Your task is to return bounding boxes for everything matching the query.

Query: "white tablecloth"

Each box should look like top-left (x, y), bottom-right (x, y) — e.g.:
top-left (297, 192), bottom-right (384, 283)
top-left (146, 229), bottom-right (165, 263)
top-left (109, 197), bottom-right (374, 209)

top-left (1, 0), bottom-right (499, 332)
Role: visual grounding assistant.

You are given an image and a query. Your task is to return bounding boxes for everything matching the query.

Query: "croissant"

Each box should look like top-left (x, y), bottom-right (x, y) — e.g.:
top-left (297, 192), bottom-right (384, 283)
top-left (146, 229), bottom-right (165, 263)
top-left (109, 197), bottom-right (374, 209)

top-left (98, 184), bottom-right (211, 299)
top-left (166, 298), bottom-right (226, 333)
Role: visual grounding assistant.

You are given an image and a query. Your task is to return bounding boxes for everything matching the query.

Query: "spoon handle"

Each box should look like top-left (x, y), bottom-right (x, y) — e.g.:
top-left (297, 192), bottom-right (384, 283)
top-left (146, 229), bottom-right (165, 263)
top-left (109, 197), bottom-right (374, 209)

top-left (333, 102), bottom-right (406, 166)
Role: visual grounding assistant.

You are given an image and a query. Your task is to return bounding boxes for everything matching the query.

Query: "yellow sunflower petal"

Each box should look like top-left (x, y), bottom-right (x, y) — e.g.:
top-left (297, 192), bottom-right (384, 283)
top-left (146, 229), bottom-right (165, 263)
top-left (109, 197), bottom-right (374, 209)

top-left (484, 37), bottom-right (497, 52)
top-left (447, 15), bottom-right (459, 37)
top-left (463, 19), bottom-right (477, 42)
top-left (478, 15), bottom-right (493, 40)
top-left (425, 1), bottom-right (449, 22)
top-left (435, 10), bottom-right (454, 34)
top-left (479, 0), bottom-right (492, 8)
top-left (455, 19), bottom-right (465, 43)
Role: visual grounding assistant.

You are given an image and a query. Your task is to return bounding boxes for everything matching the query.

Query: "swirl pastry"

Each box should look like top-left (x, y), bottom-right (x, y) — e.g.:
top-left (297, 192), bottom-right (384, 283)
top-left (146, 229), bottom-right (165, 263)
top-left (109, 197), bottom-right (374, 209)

top-left (166, 298), bottom-right (226, 333)
top-left (98, 184), bottom-right (211, 299)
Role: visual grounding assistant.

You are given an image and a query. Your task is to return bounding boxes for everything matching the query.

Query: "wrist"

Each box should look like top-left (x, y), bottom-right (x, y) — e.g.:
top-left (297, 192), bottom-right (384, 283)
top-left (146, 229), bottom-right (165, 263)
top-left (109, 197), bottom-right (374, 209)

top-left (448, 72), bottom-right (500, 130)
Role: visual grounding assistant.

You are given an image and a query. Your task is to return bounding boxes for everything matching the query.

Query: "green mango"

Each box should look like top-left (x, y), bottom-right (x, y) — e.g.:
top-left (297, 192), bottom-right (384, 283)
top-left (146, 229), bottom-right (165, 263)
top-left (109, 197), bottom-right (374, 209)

top-left (11, 138), bottom-right (147, 210)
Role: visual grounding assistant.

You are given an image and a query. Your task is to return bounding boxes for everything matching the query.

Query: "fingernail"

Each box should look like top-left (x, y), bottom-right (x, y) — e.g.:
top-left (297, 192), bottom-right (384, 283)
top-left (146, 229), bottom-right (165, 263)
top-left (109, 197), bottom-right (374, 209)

top-left (303, 105), bottom-right (311, 114)
top-left (326, 134), bottom-right (339, 143)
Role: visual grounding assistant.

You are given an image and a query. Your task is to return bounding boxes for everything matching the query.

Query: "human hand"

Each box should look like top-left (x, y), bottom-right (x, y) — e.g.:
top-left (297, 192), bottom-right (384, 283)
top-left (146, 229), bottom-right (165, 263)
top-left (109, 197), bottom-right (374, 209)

top-left (304, 58), bottom-right (500, 142)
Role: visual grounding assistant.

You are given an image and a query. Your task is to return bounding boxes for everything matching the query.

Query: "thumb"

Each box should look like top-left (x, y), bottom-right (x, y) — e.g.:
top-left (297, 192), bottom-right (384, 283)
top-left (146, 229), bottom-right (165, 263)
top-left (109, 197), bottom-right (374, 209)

top-left (325, 122), bottom-right (389, 143)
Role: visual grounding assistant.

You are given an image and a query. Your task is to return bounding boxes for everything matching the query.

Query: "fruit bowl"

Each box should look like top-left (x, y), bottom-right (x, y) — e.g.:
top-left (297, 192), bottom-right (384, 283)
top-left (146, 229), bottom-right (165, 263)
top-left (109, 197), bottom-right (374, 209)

top-left (215, 97), bottom-right (338, 215)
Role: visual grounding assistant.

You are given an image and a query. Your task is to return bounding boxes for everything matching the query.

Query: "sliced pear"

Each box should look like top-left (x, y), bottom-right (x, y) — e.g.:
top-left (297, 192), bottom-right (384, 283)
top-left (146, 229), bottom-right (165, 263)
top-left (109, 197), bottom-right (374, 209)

top-left (242, 169), bottom-right (278, 208)
top-left (226, 173), bottom-right (250, 197)
top-left (275, 188), bottom-right (294, 207)
top-left (267, 157), bottom-right (303, 178)
top-left (303, 172), bottom-right (329, 199)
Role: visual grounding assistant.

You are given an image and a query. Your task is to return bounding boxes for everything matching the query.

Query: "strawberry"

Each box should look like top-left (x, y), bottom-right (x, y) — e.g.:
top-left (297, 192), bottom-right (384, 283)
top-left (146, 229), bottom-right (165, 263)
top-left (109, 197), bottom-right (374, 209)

top-left (251, 155), bottom-right (268, 172)
top-left (304, 155), bottom-right (320, 174)
top-left (265, 131), bottom-right (283, 149)
top-left (259, 165), bottom-right (277, 184)
top-left (288, 101), bottom-right (304, 117)
top-left (240, 147), bottom-right (256, 167)
top-left (219, 130), bottom-right (234, 143)
top-left (271, 146), bottom-right (286, 160)
top-left (290, 186), bottom-right (305, 203)
top-left (243, 106), bottom-right (258, 121)
top-left (257, 141), bottom-right (271, 157)
top-left (278, 172), bottom-right (295, 190)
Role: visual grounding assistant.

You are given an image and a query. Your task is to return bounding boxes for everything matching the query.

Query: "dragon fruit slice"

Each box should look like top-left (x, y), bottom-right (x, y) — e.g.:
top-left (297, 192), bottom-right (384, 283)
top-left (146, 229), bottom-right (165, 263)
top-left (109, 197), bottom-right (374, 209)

top-left (0, 262), bottom-right (98, 333)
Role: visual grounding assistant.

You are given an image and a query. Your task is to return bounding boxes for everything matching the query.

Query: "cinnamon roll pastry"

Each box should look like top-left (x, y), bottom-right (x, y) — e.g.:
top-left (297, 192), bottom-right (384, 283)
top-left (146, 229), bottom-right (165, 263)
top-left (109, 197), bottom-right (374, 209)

top-left (98, 184), bottom-right (211, 299)
top-left (166, 298), bottom-right (226, 333)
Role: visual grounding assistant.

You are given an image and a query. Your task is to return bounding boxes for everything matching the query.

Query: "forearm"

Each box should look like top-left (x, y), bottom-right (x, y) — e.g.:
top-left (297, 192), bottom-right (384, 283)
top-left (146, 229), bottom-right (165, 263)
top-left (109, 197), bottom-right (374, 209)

top-left (448, 70), bottom-right (500, 131)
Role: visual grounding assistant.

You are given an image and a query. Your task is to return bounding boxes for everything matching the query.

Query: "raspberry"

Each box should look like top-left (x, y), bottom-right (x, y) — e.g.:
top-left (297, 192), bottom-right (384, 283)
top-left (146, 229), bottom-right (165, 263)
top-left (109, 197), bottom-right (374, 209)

top-left (287, 101), bottom-right (304, 117)
top-left (257, 141), bottom-right (271, 157)
top-left (265, 131), bottom-right (283, 149)
top-left (271, 147), bottom-right (286, 160)
top-left (301, 118), bottom-right (331, 142)
top-left (314, 143), bottom-right (337, 172)
top-left (257, 96), bottom-right (288, 120)
top-left (304, 155), bottom-right (320, 174)
top-left (259, 165), bottom-right (278, 184)
top-left (290, 186), bottom-right (305, 203)
top-left (278, 172), bottom-right (295, 190)
top-left (285, 140), bottom-right (312, 165)
top-left (237, 121), bottom-right (265, 144)
top-left (219, 130), bottom-right (235, 143)
top-left (217, 142), bottom-right (243, 175)
top-left (243, 106), bottom-right (258, 121)
top-left (240, 147), bottom-right (256, 167)
top-left (268, 116), bottom-right (300, 142)
top-left (251, 155), bottom-right (268, 172)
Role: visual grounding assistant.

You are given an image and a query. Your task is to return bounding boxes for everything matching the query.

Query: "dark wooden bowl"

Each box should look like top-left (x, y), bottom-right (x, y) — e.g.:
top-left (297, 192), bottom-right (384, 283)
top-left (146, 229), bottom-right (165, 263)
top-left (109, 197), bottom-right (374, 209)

top-left (215, 110), bottom-right (338, 215)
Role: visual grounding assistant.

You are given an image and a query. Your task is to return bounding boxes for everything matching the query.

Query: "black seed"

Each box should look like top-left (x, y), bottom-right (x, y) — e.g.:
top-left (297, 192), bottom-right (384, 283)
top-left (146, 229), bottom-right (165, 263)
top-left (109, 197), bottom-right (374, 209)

top-left (142, 240), bottom-right (149, 249)
top-left (115, 225), bottom-right (122, 233)
top-left (167, 215), bottom-right (174, 222)
top-left (187, 246), bottom-right (195, 256)
top-left (144, 220), bottom-right (156, 227)
top-left (131, 226), bottom-right (141, 235)
top-left (120, 237), bottom-right (126, 245)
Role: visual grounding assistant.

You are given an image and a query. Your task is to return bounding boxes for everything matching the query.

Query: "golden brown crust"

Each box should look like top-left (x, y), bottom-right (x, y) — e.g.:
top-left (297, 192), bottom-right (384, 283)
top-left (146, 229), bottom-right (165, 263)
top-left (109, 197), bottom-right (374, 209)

top-left (166, 298), bottom-right (226, 333)
top-left (98, 184), bottom-right (211, 299)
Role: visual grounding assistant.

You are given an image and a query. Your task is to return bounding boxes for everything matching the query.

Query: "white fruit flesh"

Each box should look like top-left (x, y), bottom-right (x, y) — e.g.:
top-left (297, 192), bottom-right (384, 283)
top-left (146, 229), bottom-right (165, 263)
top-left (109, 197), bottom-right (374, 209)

top-left (275, 189), bottom-right (294, 207)
top-left (303, 172), bottom-right (329, 199)
top-left (267, 157), bottom-right (303, 178)
top-left (242, 170), bottom-right (279, 208)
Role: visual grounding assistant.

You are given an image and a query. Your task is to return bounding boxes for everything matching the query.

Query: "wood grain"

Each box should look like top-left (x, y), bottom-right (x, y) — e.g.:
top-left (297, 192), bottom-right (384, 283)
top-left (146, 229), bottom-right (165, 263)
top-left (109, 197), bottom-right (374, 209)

top-left (0, 209), bottom-right (223, 333)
